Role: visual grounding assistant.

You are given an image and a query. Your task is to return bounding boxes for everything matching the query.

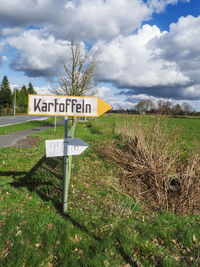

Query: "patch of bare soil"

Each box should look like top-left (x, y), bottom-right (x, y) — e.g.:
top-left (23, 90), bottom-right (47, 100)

top-left (12, 137), bottom-right (42, 148)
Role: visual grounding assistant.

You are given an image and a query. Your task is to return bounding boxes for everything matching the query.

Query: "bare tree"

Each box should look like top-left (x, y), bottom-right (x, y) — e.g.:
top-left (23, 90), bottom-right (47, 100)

top-left (171, 103), bottom-right (183, 115)
top-left (157, 99), bottom-right (172, 114)
top-left (182, 103), bottom-right (194, 115)
top-left (134, 101), bottom-right (145, 113)
top-left (51, 40), bottom-right (98, 126)
top-left (134, 100), bottom-right (155, 113)
top-left (54, 40), bottom-right (97, 97)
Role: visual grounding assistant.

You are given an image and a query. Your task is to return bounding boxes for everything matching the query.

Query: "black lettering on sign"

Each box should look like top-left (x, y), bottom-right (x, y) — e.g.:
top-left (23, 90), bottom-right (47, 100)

top-left (34, 99), bottom-right (41, 112)
top-left (66, 99), bottom-right (71, 112)
top-left (82, 100), bottom-right (85, 113)
top-left (48, 102), bottom-right (54, 112)
top-left (59, 103), bottom-right (64, 112)
top-left (86, 104), bottom-right (91, 113)
top-left (72, 99), bottom-right (77, 113)
top-left (54, 99), bottom-right (59, 112)
top-left (42, 102), bottom-right (47, 112)
top-left (33, 97), bottom-right (93, 115)
top-left (76, 104), bottom-right (81, 113)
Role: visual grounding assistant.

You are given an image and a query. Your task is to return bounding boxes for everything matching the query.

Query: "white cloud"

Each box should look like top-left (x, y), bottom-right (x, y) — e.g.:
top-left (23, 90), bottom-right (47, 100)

top-left (0, 0), bottom-right (198, 103)
top-left (0, 0), bottom-right (189, 40)
top-left (9, 83), bottom-right (52, 95)
top-left (96, 24), bottom-right (189, 88)
top-left (2, 55), bottom-right (8, 61)
top-left (0, 39), bottom-right (6, 53)
top-left (148, 0), bottom-right (178, 12)
top-left (147, 0), bottom-right (190, 13)
top-left (34, 85), bottom-right (52, 94)
top-left (127, 93), bottom-right (159, 102)
top-left (0, 0), bottom-right (60, 26)
top-left (157, 15), bottom-right (200, 69)
top-left (1, 27), bottom-right (25, 36)
top-left (0, 0), bottom-right (152, 41)
top-left (6, 29), bottom-right (71, 77)
top-left (4, 16), bottom-right (199, 101)
top-left (151, 15), bottom-right (200, 99)
top-left (51, 0), bottom-right (152, 41)
top-left (96, 86), bottom-right (135, 109)
top-left (0, 41), bottom-right (7, 65)
top-left (96, 86), bottom-right (112, 99)
top-left (93, 14), bottom-right (200, 101)
top-left (10, 84), bottom-right (19, 91)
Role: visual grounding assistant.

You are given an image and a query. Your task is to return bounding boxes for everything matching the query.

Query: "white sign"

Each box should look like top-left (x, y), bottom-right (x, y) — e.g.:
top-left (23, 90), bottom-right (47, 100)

top-left (28, 94), bottom-right (112, 117)
top-left (45, 138), bottom-right (89, 157)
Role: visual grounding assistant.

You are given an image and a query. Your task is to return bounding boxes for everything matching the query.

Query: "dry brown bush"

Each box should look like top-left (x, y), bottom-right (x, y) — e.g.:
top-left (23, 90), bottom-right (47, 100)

top-left (103, 117), bottom-right (200, 215)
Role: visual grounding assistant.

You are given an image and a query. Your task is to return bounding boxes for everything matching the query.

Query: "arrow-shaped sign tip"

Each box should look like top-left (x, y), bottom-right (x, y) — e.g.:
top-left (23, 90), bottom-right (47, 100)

top-left (97, 98), bottom-right (112, 116)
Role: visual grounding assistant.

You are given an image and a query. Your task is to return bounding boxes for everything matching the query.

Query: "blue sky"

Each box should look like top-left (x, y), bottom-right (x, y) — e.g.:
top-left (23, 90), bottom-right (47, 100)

top-left (148, 0), bottom-right (200, 31)
top-left (0, 0), bottom-right (200, 110)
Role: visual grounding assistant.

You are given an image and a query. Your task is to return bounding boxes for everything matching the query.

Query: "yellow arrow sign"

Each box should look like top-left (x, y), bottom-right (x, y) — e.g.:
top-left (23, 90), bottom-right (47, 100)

top-left (28, 94), bottom-right (112, 117)
top-left (97, 97), bottom-right (112, 117)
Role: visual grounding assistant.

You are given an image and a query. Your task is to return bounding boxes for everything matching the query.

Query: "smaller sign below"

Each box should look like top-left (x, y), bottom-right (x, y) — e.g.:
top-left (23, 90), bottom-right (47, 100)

top-left (45, 138), bottom-right (89, 157)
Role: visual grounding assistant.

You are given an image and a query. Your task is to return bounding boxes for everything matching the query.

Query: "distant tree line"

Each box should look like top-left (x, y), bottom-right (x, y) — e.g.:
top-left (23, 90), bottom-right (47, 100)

top-left (110, 99), bottom-right (197, 116)
top-left (134, 99), bottom-right (195, 116)
top-left (0, 76), bottom-right (37, 115)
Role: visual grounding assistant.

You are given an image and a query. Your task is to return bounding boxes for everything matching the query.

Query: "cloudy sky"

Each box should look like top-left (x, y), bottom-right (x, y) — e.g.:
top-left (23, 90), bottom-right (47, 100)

top-left (0, 0), bottom-right (200, 110)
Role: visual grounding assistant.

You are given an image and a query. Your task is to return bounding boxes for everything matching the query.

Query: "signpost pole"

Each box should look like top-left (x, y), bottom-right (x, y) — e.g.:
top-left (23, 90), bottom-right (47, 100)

top-left (63, 116), bottom-right (68, 214)
top-left (54, 116), bottom-right (57, 133)
top-left (13, 88), bottom-right (16, 116)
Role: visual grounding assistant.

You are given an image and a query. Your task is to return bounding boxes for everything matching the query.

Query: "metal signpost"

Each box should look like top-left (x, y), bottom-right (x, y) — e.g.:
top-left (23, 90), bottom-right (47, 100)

top-left (13, 88), bottom-right (16, 116)
top-left (63, 116), bottom-right (69, 213)
top-left (54, 116), bottom-right (57, 133)
top-left (28, 94), bottom-right (112, 214)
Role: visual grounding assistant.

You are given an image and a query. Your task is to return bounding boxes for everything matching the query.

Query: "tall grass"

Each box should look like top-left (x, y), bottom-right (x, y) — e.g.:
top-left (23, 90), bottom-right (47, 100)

top-left (103, 116), bottom-right (200, 215)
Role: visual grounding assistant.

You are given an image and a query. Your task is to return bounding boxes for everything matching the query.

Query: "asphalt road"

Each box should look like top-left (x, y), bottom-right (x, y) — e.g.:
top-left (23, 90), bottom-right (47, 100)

top-left (0, 127), bottom-right (50, 148)
top-left (0, 116), bottom-right (66, 148)
top-left (0, 115), bottom-right (48, 127)
top-left (0, 115), bottom-right (51, 148)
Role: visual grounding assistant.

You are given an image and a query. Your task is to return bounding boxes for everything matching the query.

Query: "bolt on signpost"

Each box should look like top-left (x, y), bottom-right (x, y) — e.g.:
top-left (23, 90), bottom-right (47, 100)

top-left (28, 94), bottom-right (112, 214)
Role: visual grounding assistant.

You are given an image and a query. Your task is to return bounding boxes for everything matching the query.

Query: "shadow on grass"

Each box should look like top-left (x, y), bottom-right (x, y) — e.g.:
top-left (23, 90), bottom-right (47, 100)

top-left (11, 155), bottom-right (63, 210)
top-left (0, 171), bottom-right (27, 177)
top-left (10, 155), bottom-right (137, 266)
top-left (28, 120), bottom-right (54, 127)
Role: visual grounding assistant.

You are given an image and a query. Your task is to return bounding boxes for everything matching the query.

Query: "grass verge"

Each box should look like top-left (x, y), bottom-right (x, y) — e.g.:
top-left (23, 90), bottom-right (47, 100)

top-left (0, 117), bottom-right (54, 135)
top-left (0, 114), bottom-right (200, 266)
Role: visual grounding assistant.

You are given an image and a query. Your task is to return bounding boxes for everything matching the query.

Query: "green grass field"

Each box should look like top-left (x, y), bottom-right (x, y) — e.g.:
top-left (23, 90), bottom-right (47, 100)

top-left (0, 114), bottom-right (200, 266)
top-left (0, 118), bottom-right (54, 136)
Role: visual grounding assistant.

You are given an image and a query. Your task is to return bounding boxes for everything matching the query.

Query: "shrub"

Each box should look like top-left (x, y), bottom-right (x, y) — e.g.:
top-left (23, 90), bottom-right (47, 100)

top-left (103, 117), bottom-right (200, 215)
